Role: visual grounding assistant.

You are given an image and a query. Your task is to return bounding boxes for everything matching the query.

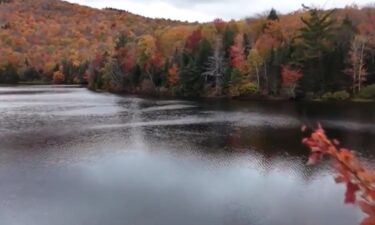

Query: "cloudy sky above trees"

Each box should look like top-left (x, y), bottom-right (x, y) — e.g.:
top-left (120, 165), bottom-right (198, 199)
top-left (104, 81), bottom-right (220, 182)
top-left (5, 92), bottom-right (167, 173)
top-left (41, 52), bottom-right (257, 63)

top-left (65, 0), bottom-right (373, 22)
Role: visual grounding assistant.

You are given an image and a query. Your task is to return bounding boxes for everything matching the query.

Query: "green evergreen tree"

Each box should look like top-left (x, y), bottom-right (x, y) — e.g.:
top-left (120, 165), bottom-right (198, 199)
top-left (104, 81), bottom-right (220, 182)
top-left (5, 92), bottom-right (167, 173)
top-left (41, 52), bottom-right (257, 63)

top-left (22, 67), bottom-right (40, 82)
top-left (195, 38), bottom-right (213, 74)
top-left (0, 64), bottom-right (19, 84)
top-left (177, 53), bottom-right (202, 97)
top-left (222, 22), bottom-right (238, 59)
top-left (294, 7), bottom-right (336, 94)
top-left (129, 64), bottom-right (142, 88)
top-left (267, 8), bottom-right (279, 21)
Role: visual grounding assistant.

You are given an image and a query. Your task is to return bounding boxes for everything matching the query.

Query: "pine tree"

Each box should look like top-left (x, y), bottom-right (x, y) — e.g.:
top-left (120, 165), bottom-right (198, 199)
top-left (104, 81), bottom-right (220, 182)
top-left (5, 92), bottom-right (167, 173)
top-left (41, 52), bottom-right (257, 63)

top-left (294, 7), bottom-right (335, 94)
top-left (0, 63), bottom-right (19, 84)
top-left (267, 8), bottom-right (279, 21)
top-left (222, 22), bottom-right (238, 59)
top-left (195, 38), bottom-right (213, 74)
top-left (177, 53), bottom-right (202, 97)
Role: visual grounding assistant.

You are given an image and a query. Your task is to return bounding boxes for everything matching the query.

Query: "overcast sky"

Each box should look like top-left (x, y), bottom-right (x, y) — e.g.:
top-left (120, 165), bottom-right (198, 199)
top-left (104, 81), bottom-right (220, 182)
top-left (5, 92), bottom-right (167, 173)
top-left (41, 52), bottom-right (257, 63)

top-left (65, 0), bottom-right (374, 22)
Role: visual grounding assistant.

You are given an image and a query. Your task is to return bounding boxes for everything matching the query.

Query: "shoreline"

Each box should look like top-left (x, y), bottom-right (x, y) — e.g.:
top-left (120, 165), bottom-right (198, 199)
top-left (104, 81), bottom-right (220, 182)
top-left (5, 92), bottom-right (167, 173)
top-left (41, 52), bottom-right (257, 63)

top-left (100, 88), bottom-right (375, 104)
top-left (1, 83), bottom-right (374, 103)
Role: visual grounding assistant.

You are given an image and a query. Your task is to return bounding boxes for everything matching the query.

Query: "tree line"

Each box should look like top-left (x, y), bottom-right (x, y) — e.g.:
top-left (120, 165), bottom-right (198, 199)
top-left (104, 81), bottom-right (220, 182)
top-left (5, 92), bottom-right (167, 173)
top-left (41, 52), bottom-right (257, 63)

top-left (0, 0), bottom-right (374, 100)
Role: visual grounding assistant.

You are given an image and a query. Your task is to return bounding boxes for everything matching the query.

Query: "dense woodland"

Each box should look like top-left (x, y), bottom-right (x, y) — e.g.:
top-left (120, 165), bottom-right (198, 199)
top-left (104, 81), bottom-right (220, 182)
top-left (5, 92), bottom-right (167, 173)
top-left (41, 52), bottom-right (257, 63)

top-left (0, 0), bottom-right (374, 100)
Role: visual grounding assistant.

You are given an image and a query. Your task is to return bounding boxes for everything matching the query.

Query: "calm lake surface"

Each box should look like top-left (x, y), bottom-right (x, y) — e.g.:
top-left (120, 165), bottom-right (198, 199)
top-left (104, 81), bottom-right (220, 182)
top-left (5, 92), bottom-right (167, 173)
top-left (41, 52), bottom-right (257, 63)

top-left (0, 85), bottom-right (374, 225)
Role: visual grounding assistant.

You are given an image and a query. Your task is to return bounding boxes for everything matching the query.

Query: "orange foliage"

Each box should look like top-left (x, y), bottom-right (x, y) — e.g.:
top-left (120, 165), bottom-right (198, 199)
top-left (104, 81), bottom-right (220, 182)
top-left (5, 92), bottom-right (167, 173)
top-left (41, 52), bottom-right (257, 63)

top-left (159, 25), bottom-right (194, 56)
top-left (137, 35), bottom-right (163, 70)
top-left (254, 33), bottom-right (278, 57)
top-left (303, 126), bottom-right (375, 225)
top-left (52, 71), bottom-right (64, 84)
top-left (117, 44), bottom-right (136, 73)
top-left (167, 63), bottom-right (178, 86)
top-left (0, 0), bottom-right (188, 78)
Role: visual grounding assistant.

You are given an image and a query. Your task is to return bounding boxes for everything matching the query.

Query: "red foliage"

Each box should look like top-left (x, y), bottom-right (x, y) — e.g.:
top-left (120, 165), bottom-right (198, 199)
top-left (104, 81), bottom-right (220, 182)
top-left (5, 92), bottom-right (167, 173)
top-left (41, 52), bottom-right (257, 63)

top-left (185, 28), bottom-right (202, 52)
top-left (149, 50), bottom-right (163, 69)
top-left (121, 56), bottom-right (135, 73)
top-left (303, 126), bottom-right (375, 225)
top-left (213, 18), bottom-right (226, 33)
top-left (281, 65), bottom-right (302, 85)
top-left (230, 34), bottom-right (245, 69)
top-left (358, 15), bottom-right (375, 37)
top-left (118, 47), bottom-right (136, 73)
top-left (92, 53), bottom-right (103, 69)
top-left (346, 182), bottom-right (360, 204)
top-left (230, 45), bottom-right (242, 68)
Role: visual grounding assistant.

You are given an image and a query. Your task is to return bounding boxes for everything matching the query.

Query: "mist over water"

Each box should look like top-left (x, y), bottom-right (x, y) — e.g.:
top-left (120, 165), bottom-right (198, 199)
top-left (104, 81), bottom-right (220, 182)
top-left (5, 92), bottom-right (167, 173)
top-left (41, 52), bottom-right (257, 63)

top-left (0, 85), bottom-right (374, 225)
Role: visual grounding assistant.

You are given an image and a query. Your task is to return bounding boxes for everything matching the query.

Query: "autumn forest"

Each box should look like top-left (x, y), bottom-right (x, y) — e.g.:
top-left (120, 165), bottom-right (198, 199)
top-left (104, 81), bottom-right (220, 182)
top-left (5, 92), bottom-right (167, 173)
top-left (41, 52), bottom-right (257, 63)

top-left (0, 0), bottom-right (375, 100)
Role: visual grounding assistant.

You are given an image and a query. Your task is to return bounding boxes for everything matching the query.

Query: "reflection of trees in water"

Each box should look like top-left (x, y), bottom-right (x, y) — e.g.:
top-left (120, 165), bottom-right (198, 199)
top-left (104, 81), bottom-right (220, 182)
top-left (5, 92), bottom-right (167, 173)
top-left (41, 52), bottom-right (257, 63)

top-left (221, 123), bottom-right (333, 182)
top-left (110, 96), bottom-right (375, 180)
top-left (114, 97), bottom-right (147, 150)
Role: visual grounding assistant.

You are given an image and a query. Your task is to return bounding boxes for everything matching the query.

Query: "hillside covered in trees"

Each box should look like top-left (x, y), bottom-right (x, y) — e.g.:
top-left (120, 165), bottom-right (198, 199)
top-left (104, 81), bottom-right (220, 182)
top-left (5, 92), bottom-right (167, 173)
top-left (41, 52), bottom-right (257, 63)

top-left (0, 0), bottom-right (374, 100)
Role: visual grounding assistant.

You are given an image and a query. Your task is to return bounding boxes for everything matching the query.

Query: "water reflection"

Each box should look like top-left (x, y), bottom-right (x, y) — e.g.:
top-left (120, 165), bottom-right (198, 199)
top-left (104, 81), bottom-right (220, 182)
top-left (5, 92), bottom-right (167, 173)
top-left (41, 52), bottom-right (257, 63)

top-left (0, 86), bottom-right (373, 225)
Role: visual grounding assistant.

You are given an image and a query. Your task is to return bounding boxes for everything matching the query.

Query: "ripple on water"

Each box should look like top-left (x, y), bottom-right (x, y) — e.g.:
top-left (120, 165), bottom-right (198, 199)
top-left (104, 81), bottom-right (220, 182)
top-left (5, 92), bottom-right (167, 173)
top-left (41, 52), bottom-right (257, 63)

top-left (0, 85), bottom-right (372, 225)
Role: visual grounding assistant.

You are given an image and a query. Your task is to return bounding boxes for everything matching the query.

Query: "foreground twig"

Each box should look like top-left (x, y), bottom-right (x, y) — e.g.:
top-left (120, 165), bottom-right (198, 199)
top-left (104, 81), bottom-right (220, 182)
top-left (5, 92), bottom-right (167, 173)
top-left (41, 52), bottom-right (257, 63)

top-left (303, 125), bottom-right (375, 225)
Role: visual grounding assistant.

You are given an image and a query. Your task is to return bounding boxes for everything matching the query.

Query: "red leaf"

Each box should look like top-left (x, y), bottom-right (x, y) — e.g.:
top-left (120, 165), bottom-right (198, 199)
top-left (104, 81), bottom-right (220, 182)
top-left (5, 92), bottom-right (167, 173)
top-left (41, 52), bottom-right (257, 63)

top-left (361, 217), bottom-right (375, 225)
top-left (365, 190), bottom-right (375, 201)
top-left (345, 182), bottom-right (359, 204)
top-left (334, 175), bottom-right (346, 184)
top-left (339, 148), bottom-right (353, 162)
top-left (359, 201), bottom-right (375, 216)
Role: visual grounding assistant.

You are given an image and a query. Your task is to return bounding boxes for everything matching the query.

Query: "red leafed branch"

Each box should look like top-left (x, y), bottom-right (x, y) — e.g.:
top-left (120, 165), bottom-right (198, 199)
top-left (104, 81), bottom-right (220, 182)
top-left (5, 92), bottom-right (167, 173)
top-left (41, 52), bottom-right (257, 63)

top-left (303, 125), bottom-right (375, 225)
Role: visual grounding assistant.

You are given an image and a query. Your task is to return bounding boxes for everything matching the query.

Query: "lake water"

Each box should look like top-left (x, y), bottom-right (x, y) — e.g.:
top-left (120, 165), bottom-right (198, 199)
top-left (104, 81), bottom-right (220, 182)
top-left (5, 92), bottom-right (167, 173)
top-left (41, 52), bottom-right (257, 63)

top-left (0, 85), bottom-right (374, 225)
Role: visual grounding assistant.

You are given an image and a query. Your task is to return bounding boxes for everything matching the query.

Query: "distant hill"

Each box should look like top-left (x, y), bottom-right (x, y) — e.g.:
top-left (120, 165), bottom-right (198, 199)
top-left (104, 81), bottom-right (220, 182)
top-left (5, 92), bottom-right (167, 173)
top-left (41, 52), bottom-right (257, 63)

top-left (0, 0), bottom-right (191, 73)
